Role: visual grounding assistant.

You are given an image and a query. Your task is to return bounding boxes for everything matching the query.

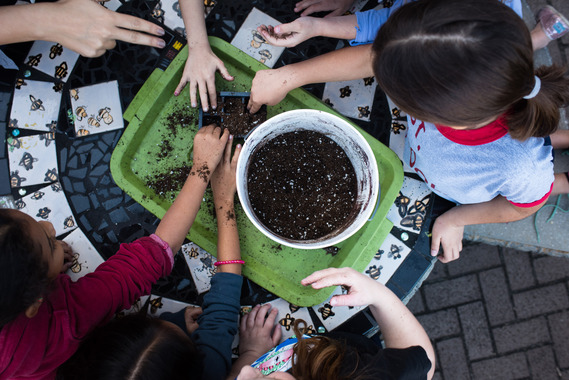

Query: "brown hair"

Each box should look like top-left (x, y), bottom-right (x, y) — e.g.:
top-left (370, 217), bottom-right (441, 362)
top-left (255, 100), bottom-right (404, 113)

top-left (371, 0), bottom-right (569, 140)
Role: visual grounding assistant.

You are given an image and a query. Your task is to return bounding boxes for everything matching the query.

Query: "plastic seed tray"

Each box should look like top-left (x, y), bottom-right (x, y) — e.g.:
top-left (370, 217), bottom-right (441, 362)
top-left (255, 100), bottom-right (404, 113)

top-left (111, 37), bottom-right (403, 306)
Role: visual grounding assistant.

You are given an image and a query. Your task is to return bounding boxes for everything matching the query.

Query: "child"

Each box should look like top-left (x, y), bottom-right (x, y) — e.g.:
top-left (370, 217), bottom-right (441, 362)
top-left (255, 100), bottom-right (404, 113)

top-left (246, 0), bottom-right (569, 264)
top-left (230, 267), bottom-right (435, 380)
top-left (174, 0), bottom-right (234, 112)
top-left (0, 125), bottom-right (230, 379)
top-left (58, 136), bottom-right (243, 380)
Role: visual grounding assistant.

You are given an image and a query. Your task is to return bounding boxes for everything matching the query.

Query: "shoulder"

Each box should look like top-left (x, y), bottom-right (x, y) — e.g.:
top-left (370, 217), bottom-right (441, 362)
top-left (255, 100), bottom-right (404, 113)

top-left (379, 346), bottom-right (432, 379)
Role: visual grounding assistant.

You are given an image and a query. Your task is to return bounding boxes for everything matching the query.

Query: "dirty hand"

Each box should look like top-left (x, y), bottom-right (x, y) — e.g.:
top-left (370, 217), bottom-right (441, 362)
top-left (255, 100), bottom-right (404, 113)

top-left (257, 18), bottom-right (317, 48)
top-left (248, 68), bottom-right (291, 113)
top-left (294, 0), bottom-right (354, 17)
top-left (61, 241), bottom-right (74, 272)
top-left (192, 125), bottom-right (230, 176)
top-left (211, 135), bottom-right (241, 204)
top-left (46, 0), bottom-right (165, 57)
top-left (184, 306), bottom-right (203, 334)
top-left (174, 44), bottom-right (234, 111)
top-left (239, 304), bottom-right (282, 358)
top-left (430, 215), bottom-right (464, 263)
top-left (302, 267), bottom-right (378, 307)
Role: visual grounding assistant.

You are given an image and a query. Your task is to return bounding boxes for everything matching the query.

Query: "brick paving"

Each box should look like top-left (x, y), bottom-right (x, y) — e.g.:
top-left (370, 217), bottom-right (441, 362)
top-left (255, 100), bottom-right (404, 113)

top-left (407, 244), bottom-right (569, 379)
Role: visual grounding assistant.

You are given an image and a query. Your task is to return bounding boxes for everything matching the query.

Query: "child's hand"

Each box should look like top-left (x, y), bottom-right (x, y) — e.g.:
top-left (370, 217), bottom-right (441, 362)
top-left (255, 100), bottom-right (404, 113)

top-left (61, 241), bottom-right (74, 273)
top-left (294, 0), bottom-right (354, 17)
top-left (239, 304), bottom-right (282, 358)
top-left (192, 125), bottom-right (230, 180)
top-left (174, 44), bottom-right (234, 111)
top-left (302, 267), bottom-right (378, 307)
top-left (211, 135), bottom-right (242, 205)
top-left (257, 18), bottom-right (316, 48)
top-left (184, 306), bottom-right (203, 334)
top-left (430, 216), bottom-right (464, 263)
top-left (248, 68), bottom-right (292, 113)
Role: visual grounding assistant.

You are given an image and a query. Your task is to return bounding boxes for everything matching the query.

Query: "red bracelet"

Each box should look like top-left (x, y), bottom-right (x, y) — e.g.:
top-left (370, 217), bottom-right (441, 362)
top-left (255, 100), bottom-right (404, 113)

top-left (214, 260), bottom-right (245, 266)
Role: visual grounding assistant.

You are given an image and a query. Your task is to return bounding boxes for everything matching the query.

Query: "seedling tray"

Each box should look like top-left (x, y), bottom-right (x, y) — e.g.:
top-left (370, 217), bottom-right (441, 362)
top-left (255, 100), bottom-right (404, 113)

top-left (111, 37), bottom-right (403, 306)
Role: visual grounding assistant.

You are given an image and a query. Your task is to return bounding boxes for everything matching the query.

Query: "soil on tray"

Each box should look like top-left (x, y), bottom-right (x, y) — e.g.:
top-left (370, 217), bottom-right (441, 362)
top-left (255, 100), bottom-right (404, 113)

top-left (164, 106), bottom-right (195, 138)
top-left (247, 130), bottom-right (358, 241)
top-left (145, 164), bottom-right (192, 201)
top-left (203, 96), bottom-right (266, 136)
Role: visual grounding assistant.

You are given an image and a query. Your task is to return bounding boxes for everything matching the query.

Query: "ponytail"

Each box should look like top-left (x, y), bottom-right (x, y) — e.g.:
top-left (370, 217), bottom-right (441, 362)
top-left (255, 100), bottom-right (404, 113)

top-left (507, 65), bottom-right (569, 140)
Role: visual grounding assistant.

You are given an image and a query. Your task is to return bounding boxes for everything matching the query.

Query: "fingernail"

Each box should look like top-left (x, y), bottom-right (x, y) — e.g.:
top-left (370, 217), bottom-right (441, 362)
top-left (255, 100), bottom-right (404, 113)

top-left (431, 250), bottom-right (438, 256)
top-left (229, 134), bottom-right (233, 140)
top-left (330, 298), bottom-right (337, 306)
top-left (191, 103), bottom-right (197, 107)
top-left (157, 28), bottom-right (165, 36)
top-left (203, 106), bottom-right (209, 112)
top-left (212, 105), bottom-right (217, 110)
top-left (157, 39), bottom-right (166, 48)
top-left (237, 144), bottom-right (242, 149)
top-left (174, 91), bottom-right (179, 96)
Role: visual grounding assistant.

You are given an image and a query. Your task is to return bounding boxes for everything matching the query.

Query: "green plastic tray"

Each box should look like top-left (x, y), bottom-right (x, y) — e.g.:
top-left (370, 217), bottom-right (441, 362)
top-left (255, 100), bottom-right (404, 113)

top-left (111, 37), bottom-right (403, 306)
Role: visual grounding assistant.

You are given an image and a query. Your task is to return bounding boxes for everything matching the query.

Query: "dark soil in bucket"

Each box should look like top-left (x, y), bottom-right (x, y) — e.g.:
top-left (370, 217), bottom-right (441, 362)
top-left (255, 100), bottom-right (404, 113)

top-left (247, 130), bottom-right (358, 241)
top-left (203, 96), bottom-right (266, 136)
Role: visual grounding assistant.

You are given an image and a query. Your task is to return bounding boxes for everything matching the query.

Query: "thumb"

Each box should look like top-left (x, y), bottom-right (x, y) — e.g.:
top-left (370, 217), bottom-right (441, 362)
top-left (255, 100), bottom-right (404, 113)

top-left (217, 62), bottom-right (234, 81)
top-left (274, 22), bottom-right (296, 35)
top-left (272, 325), bottom-right (282, 344)
top-left (330, 294), bottom-right (352, 307)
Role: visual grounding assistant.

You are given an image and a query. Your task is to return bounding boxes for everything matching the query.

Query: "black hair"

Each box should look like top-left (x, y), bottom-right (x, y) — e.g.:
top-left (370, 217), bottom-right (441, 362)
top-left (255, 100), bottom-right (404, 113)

top-left (372, 0), bottom-right (569, 140)
top-left (58, 312), bottom-right (203, 380)
top-left (0, 209), bottom-right (50, 326)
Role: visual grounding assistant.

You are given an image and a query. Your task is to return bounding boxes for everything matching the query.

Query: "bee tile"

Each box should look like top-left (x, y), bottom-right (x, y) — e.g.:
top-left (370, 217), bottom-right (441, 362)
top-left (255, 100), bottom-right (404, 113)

top-left (25, 40), bottom-right (79, 82)
top-left (363, 232), bottom-right (412, 286)
top-left (182, 242), bottom-right (217, 294)
top-left (264, 298), bottom-right (315, 341)
top-left (322, 76), bottom-right (377, 122)
top-left (9, 79), bottom-right (62, 132)
top-left (70, 81), bottom-right (124, 137)
top-left (151, 0), bottom-right (186, 38)
top-left (63, 228), bottom-right (105, 282)
top-left (311, 287), bottom-right (364, 332)
top-left (387, 176), bottom-right (432, 234)
top-left (122, 295), bottom-right (195, 318)
top-left (8, 133), bottom-right (58, 188)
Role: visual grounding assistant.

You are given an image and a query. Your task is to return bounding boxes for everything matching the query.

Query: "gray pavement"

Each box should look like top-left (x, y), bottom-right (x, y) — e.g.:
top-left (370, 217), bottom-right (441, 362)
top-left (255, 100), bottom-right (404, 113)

top-left (408, 1), bottom-right (569, 378)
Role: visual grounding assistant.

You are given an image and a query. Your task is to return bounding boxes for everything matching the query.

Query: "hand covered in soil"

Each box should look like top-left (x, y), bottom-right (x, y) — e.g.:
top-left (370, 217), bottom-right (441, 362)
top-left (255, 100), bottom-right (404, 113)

top-left (184, 306), bottom-right (203, 334)
top-left (302, 267), bottom-right (380, 307)
top-left (60, 241), bottom-right (74, 273)
top-left (239, 304), bottom-right (282, 359)
top-left (40, 0), bottom-right (165, 57)
top-left (248, 68), bottom-right (292, 113)
top-left (174, 44), bottom-right (234, 111)
top-left (257, 18), bottom-right (317, 48)
top-left (192, 125), bottom-right (230, 179)
top-left (430, 213), bottom-right (464, 263)
top-left (211, 135), bottom-right (241, 206)
top-left (294, 0), bottom-right (354, 17)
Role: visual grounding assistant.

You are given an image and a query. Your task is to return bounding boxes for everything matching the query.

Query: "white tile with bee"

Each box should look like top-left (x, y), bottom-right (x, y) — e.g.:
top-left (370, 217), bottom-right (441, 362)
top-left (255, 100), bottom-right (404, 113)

top-left (385, 96), bottom-right (411, 172)
top-left (262, 298), bottom-right (315, 342)
top-left (8, 133), bottom-right (58, 187)
top-left (322, 75), bottom-right (377, 122)
top-left (15, 182), bottom-right (77, 237)
top-left (69, 80), bottom-right (124, 137)
top-left (387, 176), bottom-right (432, 234)
top-left (122, 295), bottom-right (196, 318)
top-left (25, 40), bottom-right (79, 82)
top-left (9, 79), bottom-right (62, 132)
top-left (311, 286), bottom-right (364, 332)
top-left (151, 0), bottom-right (187, 37)
top-left (181, 242), bottom-right (217, 294)
top-left (230, 7), bottom-right (285, 68)
top-left (63, 228), bottom-right (105, 282)
top-left (365, 232), bottom-right (412, 286)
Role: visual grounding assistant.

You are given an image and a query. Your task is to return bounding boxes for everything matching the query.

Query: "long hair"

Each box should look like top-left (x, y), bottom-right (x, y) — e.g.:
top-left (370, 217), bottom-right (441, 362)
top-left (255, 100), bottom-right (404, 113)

top-left (372, 0), bottom-right (569, 140)
top-left (0, 209), bottom-right (50, 326)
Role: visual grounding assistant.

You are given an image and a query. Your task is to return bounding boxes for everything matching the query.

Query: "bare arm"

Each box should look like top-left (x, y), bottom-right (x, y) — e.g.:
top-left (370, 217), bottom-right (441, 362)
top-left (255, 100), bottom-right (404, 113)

top-left (0, 0), bottom-right (165, 57)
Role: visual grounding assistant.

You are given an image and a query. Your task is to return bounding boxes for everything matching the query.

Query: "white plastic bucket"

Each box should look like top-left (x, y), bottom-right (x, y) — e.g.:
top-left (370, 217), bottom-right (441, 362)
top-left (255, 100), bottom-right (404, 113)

top-left (236, 109), bottom-right (380, 249)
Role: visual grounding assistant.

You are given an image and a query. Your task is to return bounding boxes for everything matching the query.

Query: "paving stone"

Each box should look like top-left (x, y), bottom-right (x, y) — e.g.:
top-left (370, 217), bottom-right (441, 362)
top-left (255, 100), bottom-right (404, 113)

top-left (548, 311), bottom-right (569, 367)
top-left (406, 292), bottom-right (425, 314)
top-left (447, 244), bottom-right (501, 276)
top-left (479, 267), bottom-right (516, 326)
top-left (458, 302), bottom-right (495, 360)
top-left (417, 309), bottom-right (460, 340)
top-left (471, 353), bottom-right (529, 380)
top-left (436, 338), bottom-right (471, 380)
top-left (534, 254), bottom-right (569, 283)
top-left (527, 346), bottom-right (560, 380)
top-left (503, 248), bottom-right (536, 291)
top-left (513, 283), bottom-right (569, 319)
top-left (493, 317), bottom-right (550, 353)
top-left (424, 275), bottom-right (481, 310)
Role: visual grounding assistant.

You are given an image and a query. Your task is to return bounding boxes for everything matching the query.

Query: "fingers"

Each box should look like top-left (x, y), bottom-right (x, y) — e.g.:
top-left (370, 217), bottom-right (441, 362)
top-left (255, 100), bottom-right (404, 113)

top-left (189, 80), bottom-right (198, 108)
top-left (430, 234), bottom-right (441, 257)
top-left (231, 143), bottom-right (242, 166)
top-left (301, 267), bottom-right (356, 289)
top-left (223, 135), bottom-right (233, 163)
top-left (174, 78), bottom-right (187, 97)
top-left (112, 24), bottom-right (165, 50)
top-left (185, 305), bottom-right (203, 319)
top-left (247, 97), bottom-right (262, 114)
top-left (217, 61), bottom-right (234, 81)
top-left (294, 0), bottom-right (320, 14)
top-left (272, 324), bottom-right (282, 345)
top-left (198, 80), bottom-right (210, 112)
top-left (113, 13), bottom-right (165, 49)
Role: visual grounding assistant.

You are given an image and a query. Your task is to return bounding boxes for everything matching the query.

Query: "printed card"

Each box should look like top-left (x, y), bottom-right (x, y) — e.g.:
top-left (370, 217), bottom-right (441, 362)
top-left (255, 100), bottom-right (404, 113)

top-left (15, 182), bottom-right (77, 237)
top-left (364, 232), bottom-right (412, 285)
top-left (70, 81), bottom-right (124, 136)
top-left (25, 40), bottom-right (79, 82)
top-left (264, 298), bottom-right (315, 341)
top-left (230, 7), bottom-right (285, 68)
top-left (311, 287), bottom-right (364, 331)
top-left (182, 242), bottom-right (217, 294)
top-left (322, 76), bottom-right (377, 121)
top-left (63, 228), bottom-right (105, 281)
top-left (9, 79), bottom-right (62, 132)
top-left (8, 133), bottom-right (58, 187)
top-left (386, 176), bottom-right (432, 234)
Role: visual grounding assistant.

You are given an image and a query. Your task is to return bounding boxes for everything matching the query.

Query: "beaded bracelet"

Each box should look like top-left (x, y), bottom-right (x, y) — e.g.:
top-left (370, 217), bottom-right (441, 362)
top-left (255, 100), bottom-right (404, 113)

top-left (214, 260), bottom-right (245, 266)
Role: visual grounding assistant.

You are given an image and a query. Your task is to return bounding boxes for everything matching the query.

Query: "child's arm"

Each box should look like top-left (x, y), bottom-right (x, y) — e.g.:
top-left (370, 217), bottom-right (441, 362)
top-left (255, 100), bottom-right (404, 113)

top-left (174, 0), bottom-right (234, 111)
top-left (155, 125), bottom-right (229, 254)
top-left (431, 195), bottom-right (547, 263)
top-left (303, 268), bottom-right (435, 380)
top-left (247, 43), bottom-right (374, 113)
